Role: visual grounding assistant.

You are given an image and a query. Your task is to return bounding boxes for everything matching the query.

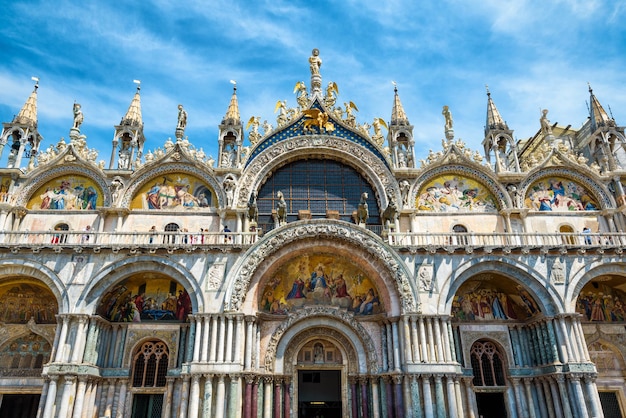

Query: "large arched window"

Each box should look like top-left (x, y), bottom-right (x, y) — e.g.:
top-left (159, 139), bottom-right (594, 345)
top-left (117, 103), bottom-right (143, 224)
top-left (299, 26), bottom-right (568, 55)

top-left (470, 340), bottom-right (506, 387)
top-left (132, 340), bottom-right (169, 388)
top-left (256, 159), bottom-right (379, 230)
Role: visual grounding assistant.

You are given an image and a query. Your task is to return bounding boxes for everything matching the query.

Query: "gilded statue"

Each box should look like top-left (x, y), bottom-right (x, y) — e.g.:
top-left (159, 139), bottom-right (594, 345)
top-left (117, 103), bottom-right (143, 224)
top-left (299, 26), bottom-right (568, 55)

top-left (309, 48), bottom-right (322, 76)
top-left (442, 105), bottom-right (453, 131)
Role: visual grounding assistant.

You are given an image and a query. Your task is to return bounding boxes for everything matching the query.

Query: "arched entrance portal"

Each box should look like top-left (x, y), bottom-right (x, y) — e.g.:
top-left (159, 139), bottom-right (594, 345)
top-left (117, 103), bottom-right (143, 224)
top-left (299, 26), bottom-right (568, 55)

top-left (296, 339), bottom-right (344, 418)
top-left (269, 311), bottom-right (378, 418)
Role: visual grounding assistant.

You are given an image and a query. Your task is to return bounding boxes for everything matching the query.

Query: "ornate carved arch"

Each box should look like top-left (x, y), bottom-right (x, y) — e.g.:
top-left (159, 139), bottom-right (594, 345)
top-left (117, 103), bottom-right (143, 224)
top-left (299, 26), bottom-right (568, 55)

top-left (411, 164), bottom-right (509, 210)
top-left (77, 255), bottom-right (204, 313)
top-left (120, 162), bottom-right (223, 209)
top-left (283, 327), bottom-right (358, 375)
top-left (236, 135), bottom-right (397, 210)
top-left (519, 167), bottom-right (613, 210)
top-left (16, 164), bottom-right (110, 207)
top-left (265, 306), bottom-right (378, 374)
top-left (224, 219), bottom-right (418, 314)
top-left (440, 256), bottom-right (561, 316)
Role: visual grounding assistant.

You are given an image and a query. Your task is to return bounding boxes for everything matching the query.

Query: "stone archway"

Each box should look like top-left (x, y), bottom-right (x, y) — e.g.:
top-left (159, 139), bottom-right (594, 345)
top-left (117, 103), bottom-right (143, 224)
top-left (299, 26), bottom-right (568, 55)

top-left (225, 219), bottom-right (418, 315)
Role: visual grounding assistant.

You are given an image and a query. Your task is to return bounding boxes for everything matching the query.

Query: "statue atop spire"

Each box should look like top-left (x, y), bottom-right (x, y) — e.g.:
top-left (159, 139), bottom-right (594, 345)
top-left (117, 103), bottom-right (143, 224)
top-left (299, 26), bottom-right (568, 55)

top-left (309, 48), bottom-right (322, 97)
top-left (442, 105), bottom-right (454, 140)
top-left (176, 104), bottom-right (187, 140)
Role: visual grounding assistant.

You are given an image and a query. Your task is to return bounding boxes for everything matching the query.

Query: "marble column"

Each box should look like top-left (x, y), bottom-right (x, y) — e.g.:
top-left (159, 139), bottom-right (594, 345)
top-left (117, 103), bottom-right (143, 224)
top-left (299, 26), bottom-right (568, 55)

top-left (403, 316), bottom-right (413, 364)
top-left (218, 316), bottom-right (226, 363)
top-left (263, 377), bottom-right (272, 418)
top-left (510, 379), bottom-right (525, 418)
top-left (194, 316), bottom-right (203, 362)
top-left (215, 375), bottom-right (226, 418)
top-left (283, 378), bottom-right (291, 418)
top-left (244, 375), bottom-right (253, 418)
top-left (42, 376), bottom-right (58, 418)
top-left (445, 376), bottom-right (457, 418)
top-left (454, 378), bottom-right (464, 418)
top-left (371, 377), bottom-right (381, 418)
top-left (410, 316), bottom-right (420, 363)
top-left (178, 377), bottom-right (190, 418)
top-left (422, 376), bottom-right (434, 418)
top-left (210, 316), bottom-right (218, 362)
top-left (555, 375), bottom-right (573, 418)
top-left (426, 318), bottom-right (436, 363)
top-left (70, 377), bottom-right (88, 418)
top-left (547, 378), bottom-right (563, 418)
top-left (583, 374), bottom-right (602, 418)
top-left (234, 316), bottom-right (243, 365)
top-left (244, 317), bottom-right (255, 370)
top-left (410, 375), bottom-right (423, 418)
top-left (225, 316), bottom-right (234, 363)
top-left (418, 317), bottom-right (428, 362)
top-left (104, 380), bottom-right (116, 418)
top-left (57, 376), bottom-right (76, 418)
top-left (229, 375), bottom-right (241, 418)
top-left (533, 379), bottom-right (549, 418)
top-left (70, 316), bottom-right (88, 363)
top-left (433, 374), bottom-right (446, 418)
top-left (251, 377), bottom-right (259, 418)
top-left (188, 375), bottom-right (201, 418)
top-left (163, 378), bottom-right (175, 418)
top-left (202, 374), bottom-right (214, 418)
top-left (350, 377), bottom-right (358, 418)
top-left (462, 378), bottom-right (477, 418)
top-left (432, 318), bottom-right (444, 363)
top-left (54, 316), bottom-right (70, 362)
top-left (523, 379), bottom-right (537, 418)
top-left (116, 380), bottom-right (128, 418)
top-left (540, 378), bottom-right (556, 418)
top-left (393, 375), bottom-right (404, 417)
top-left (441, 318), bottom-right (452, 362)
top-left (392, 320), bottom-right (402, 371)
top-left (359, 376), bottom-right (370, 418)
top-left (569, 375), bottom-right (589, 418)
top-left (273, 378), bottom-right (282, 418)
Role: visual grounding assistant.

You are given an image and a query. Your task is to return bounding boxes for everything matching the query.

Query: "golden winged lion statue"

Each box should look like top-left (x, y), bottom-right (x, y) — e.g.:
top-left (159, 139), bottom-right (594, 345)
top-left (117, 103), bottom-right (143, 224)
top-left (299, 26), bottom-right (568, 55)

top-left (302, 109), bottom-right (335, 134)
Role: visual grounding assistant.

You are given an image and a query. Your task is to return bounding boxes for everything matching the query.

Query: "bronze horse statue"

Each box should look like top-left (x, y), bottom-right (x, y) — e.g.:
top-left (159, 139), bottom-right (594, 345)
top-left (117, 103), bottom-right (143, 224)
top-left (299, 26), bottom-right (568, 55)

top-left (356, 192), bottom-right (369, 224)
top-left (381, 195), bottom-right (399, 228)
top-left (276, 191), bottom-right (287, 225)
top-left (247, 191), bottom-right (258, 223)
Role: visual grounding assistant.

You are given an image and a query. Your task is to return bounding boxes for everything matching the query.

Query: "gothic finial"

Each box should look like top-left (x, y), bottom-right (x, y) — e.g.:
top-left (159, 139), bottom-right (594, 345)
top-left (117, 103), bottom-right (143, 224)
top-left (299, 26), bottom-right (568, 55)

top-left (485, 84), bottom-right (490, 97)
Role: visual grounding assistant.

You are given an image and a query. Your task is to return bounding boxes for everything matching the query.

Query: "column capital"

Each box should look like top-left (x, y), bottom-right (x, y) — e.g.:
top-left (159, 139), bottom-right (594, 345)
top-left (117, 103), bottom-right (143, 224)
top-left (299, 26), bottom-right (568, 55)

top-left (262, 375), bottom-right (273, 384)
top-left (244, 315), bottom-right (257, 323)
top-left (203, 373), bottom-right (214, 380)
top-left (64, 375), bottom-right (77, 384)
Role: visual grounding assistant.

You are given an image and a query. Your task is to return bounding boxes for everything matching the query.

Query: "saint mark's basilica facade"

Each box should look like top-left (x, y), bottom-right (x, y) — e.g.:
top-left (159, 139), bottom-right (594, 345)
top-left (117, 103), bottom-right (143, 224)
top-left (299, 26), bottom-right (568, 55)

top-left (0, 49), bottom-right (625, 418)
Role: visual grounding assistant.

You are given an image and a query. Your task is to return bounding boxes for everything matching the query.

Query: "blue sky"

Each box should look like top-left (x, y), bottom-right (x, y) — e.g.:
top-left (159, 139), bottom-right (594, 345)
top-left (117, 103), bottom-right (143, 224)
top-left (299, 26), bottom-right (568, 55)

top-left (1, 0), bottom-right (625, 165)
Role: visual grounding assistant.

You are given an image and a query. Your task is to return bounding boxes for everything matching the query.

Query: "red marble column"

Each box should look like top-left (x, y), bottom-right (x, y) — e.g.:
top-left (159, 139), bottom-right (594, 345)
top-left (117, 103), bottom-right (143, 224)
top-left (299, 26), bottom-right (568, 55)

top-left (244, 375), bottom-right (253, 418)
top-left (274, 378), bottom-right (283, 418)
top-left (359, 376), bottom-right (370, 418)
top-left (350, 376), bottom-right (358, 418)
top-left (251, 377), bottom-right (259, 418)
top-left (393, 375), bottom-right (404, 418)
top-left (385, 376), bottom-right (394, 416)
top-left (283, 378), bottom-right (291, 418)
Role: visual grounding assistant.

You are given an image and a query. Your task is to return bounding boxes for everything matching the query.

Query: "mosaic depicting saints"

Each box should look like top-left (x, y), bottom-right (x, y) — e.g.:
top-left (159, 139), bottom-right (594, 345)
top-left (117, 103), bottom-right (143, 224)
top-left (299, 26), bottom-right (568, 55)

top-left (577, 279), bottom-right (626, 322)
top-left (525, 177), bottom-right (598, 211)
top-left (0, 282), bottom-right (58, 324)
top-left (259, 254), bottom-right (383, 315)
top-left (97, 274), bottom-right (191, 322)
top-left (131, 174), bottom-right (213, 210)
top-left (28, 175), bottom-right (102, 210)
top-left (416, 175), bottom-right (497, 212)
top-left (451, 278), bottom-right (540, 321)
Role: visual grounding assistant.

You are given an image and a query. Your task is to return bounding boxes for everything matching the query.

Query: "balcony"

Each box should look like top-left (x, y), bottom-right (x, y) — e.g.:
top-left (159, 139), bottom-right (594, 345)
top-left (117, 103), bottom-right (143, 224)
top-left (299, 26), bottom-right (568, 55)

top-left (0, 229), bottom-right (623, 254)
top-left (0, 230), bottom-right (259, 252)
top-left (386, 231), bottom-right (626, 253)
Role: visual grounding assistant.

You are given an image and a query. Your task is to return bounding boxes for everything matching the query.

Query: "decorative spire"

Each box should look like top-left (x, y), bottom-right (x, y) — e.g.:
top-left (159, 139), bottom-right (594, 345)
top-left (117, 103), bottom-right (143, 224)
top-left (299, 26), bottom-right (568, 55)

top-left (120, 80), bottom-right (143, 127)
top-left (13, 77), bottom-right (39, 128)
top-left (485, 85), bottom-right (508, 135)
top-left (390, 83), bottom-right (409, 126)
top-left (588, 83), bottom-right (614, 131)
top-left (222, 80), bottom-right (241, 125)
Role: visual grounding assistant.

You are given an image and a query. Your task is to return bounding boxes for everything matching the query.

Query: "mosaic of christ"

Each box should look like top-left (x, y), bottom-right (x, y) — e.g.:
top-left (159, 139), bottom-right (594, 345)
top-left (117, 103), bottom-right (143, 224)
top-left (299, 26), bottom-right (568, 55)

top-left (259, 254), bottom-right (384, 315)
